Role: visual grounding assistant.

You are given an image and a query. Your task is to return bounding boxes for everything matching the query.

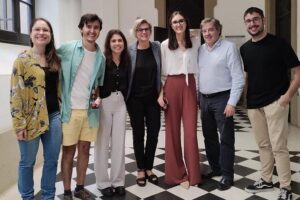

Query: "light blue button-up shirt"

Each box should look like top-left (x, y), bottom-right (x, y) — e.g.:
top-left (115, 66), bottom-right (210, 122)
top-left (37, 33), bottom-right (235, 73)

top-left (198, 38), bottom-right (245, 106)
top-left (58, 40), bottom-right (105, 128)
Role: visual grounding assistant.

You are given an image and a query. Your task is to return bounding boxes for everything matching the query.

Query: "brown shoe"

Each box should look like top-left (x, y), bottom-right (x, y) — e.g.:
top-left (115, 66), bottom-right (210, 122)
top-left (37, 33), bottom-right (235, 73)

top-left (74, 188), bottom-right (95, 200)
top-left (63, 194), bottom-right (73, 200)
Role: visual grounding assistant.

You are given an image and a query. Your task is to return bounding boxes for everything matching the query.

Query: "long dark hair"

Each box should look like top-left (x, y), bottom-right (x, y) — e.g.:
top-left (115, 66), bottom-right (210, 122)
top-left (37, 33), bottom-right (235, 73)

top-left (104, 29), bottom-right (131, 68)
top-left (168, 11), bottom-right (192, 50)
top-left (30, 18), bottom-right (61, 71)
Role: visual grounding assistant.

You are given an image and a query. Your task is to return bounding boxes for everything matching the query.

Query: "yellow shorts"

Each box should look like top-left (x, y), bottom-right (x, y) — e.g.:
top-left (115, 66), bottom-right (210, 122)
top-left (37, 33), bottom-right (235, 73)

top-left (62, 109), bottom-right (98, 146)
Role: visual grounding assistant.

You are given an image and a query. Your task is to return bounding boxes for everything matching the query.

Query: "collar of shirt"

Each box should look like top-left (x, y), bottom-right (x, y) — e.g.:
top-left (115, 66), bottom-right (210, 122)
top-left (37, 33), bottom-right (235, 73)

top-left (76, 39), bottom-right (100, 52)
top-left (205, 38), bottom-right (222, 52)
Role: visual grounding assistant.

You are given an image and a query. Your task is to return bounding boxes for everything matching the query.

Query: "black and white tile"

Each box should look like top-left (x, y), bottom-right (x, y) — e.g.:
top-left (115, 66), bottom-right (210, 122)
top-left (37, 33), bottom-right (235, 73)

top-left (39, 108), bottom-right (300, 200)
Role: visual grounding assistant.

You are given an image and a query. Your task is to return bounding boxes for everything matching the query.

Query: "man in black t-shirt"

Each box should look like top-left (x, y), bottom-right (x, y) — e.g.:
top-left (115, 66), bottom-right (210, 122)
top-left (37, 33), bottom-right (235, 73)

top-left (240, 7), bottom-right (300, 200)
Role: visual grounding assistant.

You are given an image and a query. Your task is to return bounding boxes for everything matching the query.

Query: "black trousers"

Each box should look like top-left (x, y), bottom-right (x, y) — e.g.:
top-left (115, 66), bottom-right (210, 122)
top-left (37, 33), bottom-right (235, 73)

top-left (200, 91), bottom-right (235, 181)
top-left (127, 94), bottom-right (161, 170)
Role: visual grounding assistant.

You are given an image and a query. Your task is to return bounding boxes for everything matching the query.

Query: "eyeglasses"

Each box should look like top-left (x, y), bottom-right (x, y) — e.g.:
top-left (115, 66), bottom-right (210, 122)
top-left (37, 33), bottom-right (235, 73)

top-left (137, 27), bottom-right (150, 33)
top-left (172, 19), bottom-right (185, 26)
top-left (244, 17), bottom-right (261, 25)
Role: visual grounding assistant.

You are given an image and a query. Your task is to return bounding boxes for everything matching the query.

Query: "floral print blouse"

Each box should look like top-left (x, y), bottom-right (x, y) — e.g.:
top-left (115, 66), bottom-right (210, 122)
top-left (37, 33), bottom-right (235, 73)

top-left (10, 50), bottom-right (49, 140)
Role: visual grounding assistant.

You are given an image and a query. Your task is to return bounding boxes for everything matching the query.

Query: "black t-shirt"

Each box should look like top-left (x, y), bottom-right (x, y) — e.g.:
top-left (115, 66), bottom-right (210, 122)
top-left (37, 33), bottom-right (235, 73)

top-left (131, 47), bottom-right (157, 98)
top-left (99, 60), bottom-right (129, 99)
top-left (42, 67), bottom-right (60, 114)
top-left (240, 33), bottom-right (300, 109)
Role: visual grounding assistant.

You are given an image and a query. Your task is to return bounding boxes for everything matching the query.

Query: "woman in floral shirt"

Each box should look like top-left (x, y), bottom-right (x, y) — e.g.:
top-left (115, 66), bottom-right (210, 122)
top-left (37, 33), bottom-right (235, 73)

top-left (10, 18), bottom-right (61, 200)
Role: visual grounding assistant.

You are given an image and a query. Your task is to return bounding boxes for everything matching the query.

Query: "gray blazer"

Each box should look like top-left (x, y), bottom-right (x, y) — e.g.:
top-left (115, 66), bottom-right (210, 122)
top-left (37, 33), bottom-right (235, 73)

top-left (127, 41), bottom-right (161, 100)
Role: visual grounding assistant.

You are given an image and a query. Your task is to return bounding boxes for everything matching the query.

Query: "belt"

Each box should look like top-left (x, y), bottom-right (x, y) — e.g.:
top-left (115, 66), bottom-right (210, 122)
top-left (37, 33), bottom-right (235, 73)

top-left (201, 90), bottom-right (230, 98)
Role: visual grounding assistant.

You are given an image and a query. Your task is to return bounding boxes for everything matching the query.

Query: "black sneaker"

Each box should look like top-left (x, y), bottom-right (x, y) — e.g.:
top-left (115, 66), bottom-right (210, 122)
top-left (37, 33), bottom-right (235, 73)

top-left (100, 187), bottom-right (114, 197)
top-left (63, 194), bottom-right (73, 200)
top-left (245, 179), bottom-right (274, 194)
top-left (278, 188), bottom-right (292, 200)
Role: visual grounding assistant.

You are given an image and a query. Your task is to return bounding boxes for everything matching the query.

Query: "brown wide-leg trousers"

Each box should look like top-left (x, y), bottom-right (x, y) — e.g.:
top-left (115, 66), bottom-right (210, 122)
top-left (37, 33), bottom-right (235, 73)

top-left (164, 74), bottom-right (201, 185)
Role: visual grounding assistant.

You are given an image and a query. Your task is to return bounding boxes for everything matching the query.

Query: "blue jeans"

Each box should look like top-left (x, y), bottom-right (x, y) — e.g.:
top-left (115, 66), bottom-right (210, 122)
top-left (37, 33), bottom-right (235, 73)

top-left (18, 111), bottom-right (62, 200)
top-left (200, 92), bottom-right (235, 181)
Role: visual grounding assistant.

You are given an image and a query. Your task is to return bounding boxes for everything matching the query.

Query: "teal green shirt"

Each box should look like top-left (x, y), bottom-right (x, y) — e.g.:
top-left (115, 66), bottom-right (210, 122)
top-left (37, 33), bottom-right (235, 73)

top-left (58, 40), bottom-right (105, 128)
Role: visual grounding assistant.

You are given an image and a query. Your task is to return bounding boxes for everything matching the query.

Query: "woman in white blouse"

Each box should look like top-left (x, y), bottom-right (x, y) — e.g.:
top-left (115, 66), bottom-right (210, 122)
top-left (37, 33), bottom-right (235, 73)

top-left (158, 11), bottom-right (201, 189)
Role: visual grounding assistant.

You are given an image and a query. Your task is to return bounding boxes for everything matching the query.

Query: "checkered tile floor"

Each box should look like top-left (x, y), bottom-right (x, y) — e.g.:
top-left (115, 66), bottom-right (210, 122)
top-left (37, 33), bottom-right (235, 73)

top-left (39, 108), bottom-right (300, 200)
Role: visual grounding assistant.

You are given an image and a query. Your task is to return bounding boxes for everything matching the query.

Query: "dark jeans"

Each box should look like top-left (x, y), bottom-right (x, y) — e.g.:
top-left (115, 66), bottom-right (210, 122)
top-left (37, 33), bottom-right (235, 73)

top-left (200, 91), bottom-right (235, 181)
top-left (127, 95), bottom-right (161, 170)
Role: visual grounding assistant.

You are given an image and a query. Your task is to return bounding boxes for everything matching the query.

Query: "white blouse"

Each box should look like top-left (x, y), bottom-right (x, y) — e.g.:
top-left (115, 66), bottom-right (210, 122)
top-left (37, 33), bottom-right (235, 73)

top-left (161, 37), bottom-right (200, 85)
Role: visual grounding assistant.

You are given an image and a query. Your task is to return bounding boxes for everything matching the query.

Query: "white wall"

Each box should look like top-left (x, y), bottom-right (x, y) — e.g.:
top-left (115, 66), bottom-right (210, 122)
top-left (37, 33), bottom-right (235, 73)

top-left (0, 43), bottom-right (27, 75)
top-left (80, 0), bottom-right (158, 47)
top-left (214, 0), bottom-right (264, 41)
top-left (81, 0), bottom-right (115, 49)
top-left (36, 0), bottom-right (81, 46)
top-left (0, 43), bottom-right (28, 132)
top-left (0, 74), bottom-right (12, 132)
top-left (119, 0), bottom-right (158, 44)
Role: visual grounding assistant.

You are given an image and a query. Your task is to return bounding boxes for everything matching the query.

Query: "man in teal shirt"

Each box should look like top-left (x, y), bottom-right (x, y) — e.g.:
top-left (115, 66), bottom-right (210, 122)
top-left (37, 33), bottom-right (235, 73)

top-left (58, 13), bottom-right (105, 200)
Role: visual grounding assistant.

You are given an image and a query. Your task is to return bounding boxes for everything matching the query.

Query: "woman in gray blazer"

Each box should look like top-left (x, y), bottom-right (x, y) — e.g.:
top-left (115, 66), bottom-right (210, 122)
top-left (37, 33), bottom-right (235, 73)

top-left (127, 18), bottom-right (161, 187)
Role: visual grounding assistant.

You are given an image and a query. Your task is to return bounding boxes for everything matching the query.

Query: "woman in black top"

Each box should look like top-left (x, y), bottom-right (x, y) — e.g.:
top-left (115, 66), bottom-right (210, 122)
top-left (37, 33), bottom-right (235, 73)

top-left (94, 29), bottom-right (131, 197)
top-left (127, 18), bottom-right (161, 187)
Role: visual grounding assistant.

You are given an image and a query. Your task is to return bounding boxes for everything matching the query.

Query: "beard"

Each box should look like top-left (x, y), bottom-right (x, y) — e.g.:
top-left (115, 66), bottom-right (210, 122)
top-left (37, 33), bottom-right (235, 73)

top-left (247, 25), bottom-right (264, 37)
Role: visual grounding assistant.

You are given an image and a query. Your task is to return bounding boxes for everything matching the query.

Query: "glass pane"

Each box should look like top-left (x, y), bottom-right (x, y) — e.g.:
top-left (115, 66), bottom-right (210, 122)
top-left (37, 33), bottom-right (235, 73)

top-left (20, 2), bottom-right (31, 34)
top-left (0, 0), bottom-right (14, 31)
top-left (7, 0), bottom-right (14, 31)
top-left (0, 0), bottom-right (3, 30)
top-left (21, 0), bottom-right (32, 4)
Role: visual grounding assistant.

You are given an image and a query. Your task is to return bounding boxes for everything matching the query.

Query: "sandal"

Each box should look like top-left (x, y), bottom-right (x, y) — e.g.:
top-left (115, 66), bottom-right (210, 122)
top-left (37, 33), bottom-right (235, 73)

top-left (146, 170), bottom-right (158, 185)
top-left (136, 169), bottom-right (146, 187)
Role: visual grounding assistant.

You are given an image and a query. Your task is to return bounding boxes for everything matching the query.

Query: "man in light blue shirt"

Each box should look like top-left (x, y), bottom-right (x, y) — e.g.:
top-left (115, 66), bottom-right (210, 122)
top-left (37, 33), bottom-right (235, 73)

top-left (58, 14), bottom-right (105, 200)
top-left (198, 18), bottom-right (244, 191)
